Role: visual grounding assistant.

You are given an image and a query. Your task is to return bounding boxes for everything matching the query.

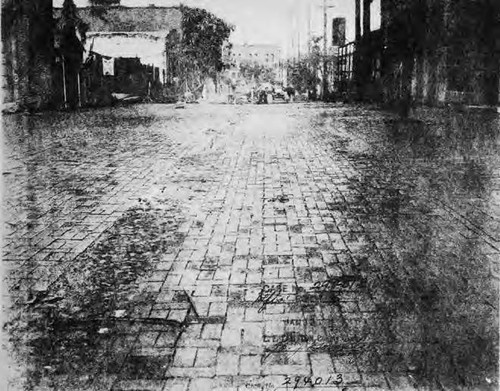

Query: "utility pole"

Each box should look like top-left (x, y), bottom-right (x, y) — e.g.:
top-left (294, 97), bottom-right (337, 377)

top-left (322, 0), bottom-right (327, 100)
top-left (298, 28), bottom-right (301, 60)
top-left (287, 0), bottom-right (294, 65)
top-left (322, 0), bottom-right (335, 101)
top-left (291, 1), bottom-right (297, 65)
top-left (355, 0), bottom-right (361, 41)
top-left (307, 2), bottom-right (312, 57)
top-left (296, 0), bottom-right (301, 61)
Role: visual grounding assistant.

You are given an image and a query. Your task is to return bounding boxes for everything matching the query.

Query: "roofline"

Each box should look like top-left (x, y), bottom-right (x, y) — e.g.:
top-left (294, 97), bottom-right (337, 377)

top-left (232, 44), bottom-right (282, 48)
top-left (86, 31), bottom-right (167, 34)
top-left (54, 5), bottom-right (181, 10)
top-left (86, 31), bottom-right (167, 39)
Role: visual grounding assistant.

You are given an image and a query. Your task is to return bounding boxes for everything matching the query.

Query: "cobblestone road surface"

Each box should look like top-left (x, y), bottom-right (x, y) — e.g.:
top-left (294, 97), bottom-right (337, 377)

top-left (2, 103), bottom-right (499, 391)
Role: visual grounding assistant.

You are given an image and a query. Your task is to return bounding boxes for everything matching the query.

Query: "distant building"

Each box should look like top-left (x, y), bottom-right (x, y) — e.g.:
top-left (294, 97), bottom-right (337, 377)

top-left (230, 44), bottom-right (282, 69)
top-left (228, 43), bottom-right (284, 84)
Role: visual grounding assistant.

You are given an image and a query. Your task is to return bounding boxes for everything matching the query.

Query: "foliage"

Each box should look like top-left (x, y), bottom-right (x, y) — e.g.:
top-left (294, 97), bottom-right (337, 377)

top-left (287, 60), bottom-right (319, 94)
top-left (1, 0), bottom-right (22, 35)
top-left (56, 0), bottom-right (123, 56)
top-left (58, 0), bottom-right (88, 46)
top-left (239, 61), bottom-right (276, 84)
top-left (180, 5), bottom-right (234, 79)
top-left (287, 42), bottom-right (322, 93)
top-left (88, 0), bottom-right (120, 17)
top-left (89, 0), bottom-right (120, 5)
top-left (1, 0), bottom-right (52, 38)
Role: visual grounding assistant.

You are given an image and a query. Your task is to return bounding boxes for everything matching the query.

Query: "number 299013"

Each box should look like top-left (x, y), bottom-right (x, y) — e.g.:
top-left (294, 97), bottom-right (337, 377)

top-left (282, 374), bottom-right (343, 389)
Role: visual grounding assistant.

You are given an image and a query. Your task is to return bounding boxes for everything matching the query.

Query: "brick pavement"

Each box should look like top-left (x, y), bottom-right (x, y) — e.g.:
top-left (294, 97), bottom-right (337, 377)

top-left (3, 103), bottom-right (499, 391)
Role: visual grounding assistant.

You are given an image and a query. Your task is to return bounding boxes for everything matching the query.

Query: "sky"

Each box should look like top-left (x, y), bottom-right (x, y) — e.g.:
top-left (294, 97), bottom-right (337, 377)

top-left (54, 0), bottom-right (381, 57)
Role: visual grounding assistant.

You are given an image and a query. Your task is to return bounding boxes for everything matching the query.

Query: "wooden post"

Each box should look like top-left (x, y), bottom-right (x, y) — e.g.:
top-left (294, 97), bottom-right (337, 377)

top-left (62, 56), bottom-right (68, 109)
top-left (355, 0), bottom-right (361, 41)
top-left (363, 0), bottom-right (371, 36)
top-left (77, 71), bottom-right (81, 107)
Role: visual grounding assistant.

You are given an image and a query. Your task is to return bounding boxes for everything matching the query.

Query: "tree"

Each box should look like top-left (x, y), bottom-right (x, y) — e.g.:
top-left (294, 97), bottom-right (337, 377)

top-left (165, 6), bottom-right (233, 96)
top-left (287, 38), bottom-right (322, 95)
top-left (58, 0), bottom-right (88, 45)
top-left (89, 0), bottom-right (120, 5)
top-left (88, 0), bottom-right (120, 17)
top-left (56, 0), bottom-right (121, 59)
top-left (239, 62), bottom-right (276, 84)
top-left (288, 59), bottom-right (320, 95)
top-left (180, 6), bottom-right (233, 84)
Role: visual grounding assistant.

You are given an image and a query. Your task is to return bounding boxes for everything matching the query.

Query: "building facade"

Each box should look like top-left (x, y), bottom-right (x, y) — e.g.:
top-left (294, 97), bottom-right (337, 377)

top-left (382, 0), bottom-right (499, 107)
top-left (343, 0), bottom-right (500, 106)
top-left (2, 0), bottom-right (56, 109)
top-left (228, 43), bottom-right (284, 85)
top-left (230, 44), bottom-right (282, 68)
top-left (73, 6), bottom-right (183, 84)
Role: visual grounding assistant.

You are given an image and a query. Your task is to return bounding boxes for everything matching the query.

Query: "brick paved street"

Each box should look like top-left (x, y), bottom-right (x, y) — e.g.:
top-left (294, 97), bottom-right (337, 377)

top-left (2, 103), bottom-right (499, 391)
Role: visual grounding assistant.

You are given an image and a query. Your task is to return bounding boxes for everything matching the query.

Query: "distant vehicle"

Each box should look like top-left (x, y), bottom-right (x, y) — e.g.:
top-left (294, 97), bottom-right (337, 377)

top-left (257, 89), bottom-right (270, 104)
top-left (284, 86), bottom-right (296, 102)
top-left (273, 87), bottom-right (286, 100)
top-left (259, 82), bottom-right (274, 92)
top-left (256, 83), bottom-right (274, 104)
